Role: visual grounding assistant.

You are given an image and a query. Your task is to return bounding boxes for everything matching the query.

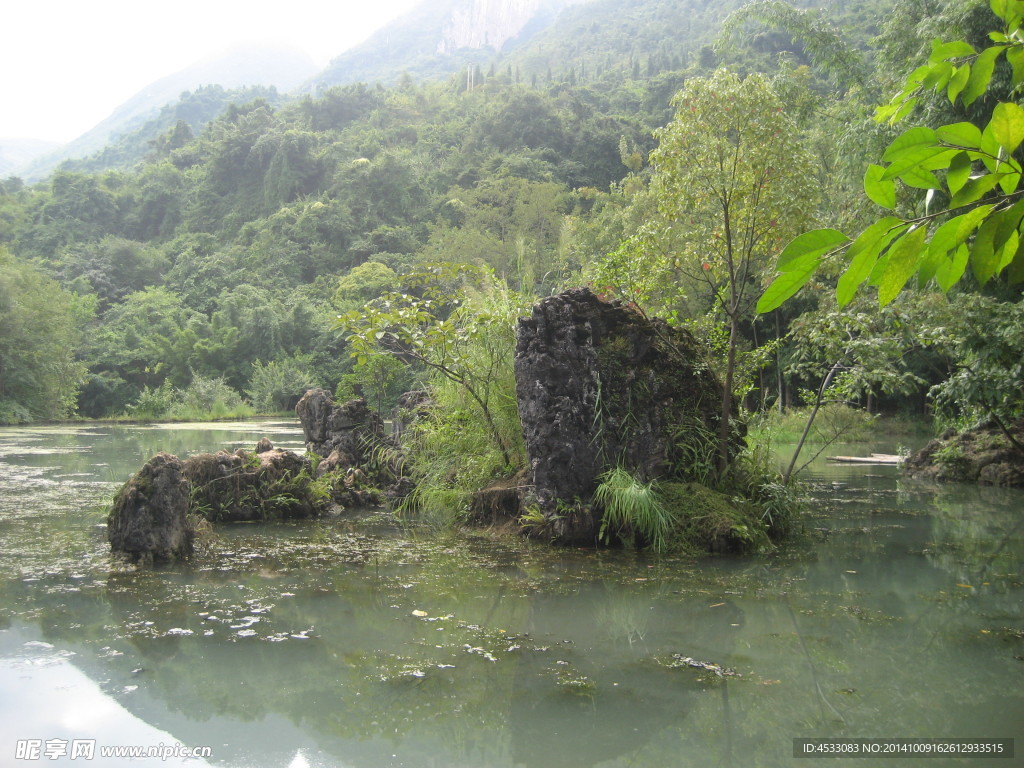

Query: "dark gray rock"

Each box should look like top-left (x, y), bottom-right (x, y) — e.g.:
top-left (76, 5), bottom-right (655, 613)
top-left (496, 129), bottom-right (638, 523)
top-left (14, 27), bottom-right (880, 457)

top-left (182, 448), bottom-right (323, 522)
top-left (295, 389), bottom-right (385, 462)
top-left (107, 452), bottom-right (193, 563)
top-left (514, 287), bottom-right (736, 542)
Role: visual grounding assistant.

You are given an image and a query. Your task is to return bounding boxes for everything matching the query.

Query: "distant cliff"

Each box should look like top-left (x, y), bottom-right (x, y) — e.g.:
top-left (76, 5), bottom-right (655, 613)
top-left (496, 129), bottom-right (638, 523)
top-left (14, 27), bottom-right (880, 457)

top-left (315, 0), bottom-right (585, 89)
top-left (438, 0), bottom-right (548, 53)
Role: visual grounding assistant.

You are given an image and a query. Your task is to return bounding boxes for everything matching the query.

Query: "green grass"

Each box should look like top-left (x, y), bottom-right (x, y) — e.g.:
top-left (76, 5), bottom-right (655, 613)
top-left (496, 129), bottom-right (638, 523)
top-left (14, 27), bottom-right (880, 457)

top-left (593, 467), bottom-right (675, 552)
top-left (747, 405), bottom-right (933, 445)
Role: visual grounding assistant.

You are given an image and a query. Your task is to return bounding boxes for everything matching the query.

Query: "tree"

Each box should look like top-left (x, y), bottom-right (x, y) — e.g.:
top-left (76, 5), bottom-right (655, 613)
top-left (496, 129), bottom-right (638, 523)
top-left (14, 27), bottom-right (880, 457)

top-left (0, 249), bottom-right (90, 422)
top-left (759, 0), bottom-right (1024, 312)
top-left (87, 286), bottom-right (207, 396)
top-left (643, 70), bottom-right (819, 472)
top-left (339, 264), bottom-right (526, 468)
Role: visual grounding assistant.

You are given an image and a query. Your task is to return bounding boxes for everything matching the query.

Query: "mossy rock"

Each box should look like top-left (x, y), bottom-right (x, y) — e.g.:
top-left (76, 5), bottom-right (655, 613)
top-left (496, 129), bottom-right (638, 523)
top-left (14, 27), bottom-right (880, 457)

top-left (660, 482), bottom-right (772, 554)
top-left (904, 418), bottom-right (1024, 486)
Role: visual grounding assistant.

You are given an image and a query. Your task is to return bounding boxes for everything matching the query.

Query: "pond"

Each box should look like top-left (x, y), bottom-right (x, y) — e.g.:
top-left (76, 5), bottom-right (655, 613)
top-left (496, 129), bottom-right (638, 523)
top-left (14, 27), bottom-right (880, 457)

top-left (0, 422), bottom-right (1021, 767)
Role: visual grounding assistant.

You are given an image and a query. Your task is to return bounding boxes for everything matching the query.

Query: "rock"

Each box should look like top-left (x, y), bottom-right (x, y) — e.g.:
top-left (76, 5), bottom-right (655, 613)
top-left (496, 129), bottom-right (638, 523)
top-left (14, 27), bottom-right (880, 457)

top-left (904, 418), bottom-right (1024, 486)
top-left (514, 287), bottom-right (736, 542)
top-left (295, 389), bottom-right (386, 462)
top-left (182, 449), bottom-right (323, 522)
top-left (108, 453), bottom-right (193, 563)
top-left (314, 449), bottom-right (353, 478)
top-left (392, 389), bottom-right (432, 438)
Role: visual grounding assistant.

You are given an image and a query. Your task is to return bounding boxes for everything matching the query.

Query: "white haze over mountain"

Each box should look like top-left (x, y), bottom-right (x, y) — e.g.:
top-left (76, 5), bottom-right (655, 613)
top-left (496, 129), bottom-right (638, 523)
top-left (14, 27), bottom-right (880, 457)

top-left (1, 0), bottom-right (421, 144)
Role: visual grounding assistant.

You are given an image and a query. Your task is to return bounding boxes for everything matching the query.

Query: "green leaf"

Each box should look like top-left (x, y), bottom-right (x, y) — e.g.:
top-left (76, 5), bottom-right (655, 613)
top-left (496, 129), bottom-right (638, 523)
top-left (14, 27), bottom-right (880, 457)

top-left (891, 96), bottom-right (919, 124)
top-left (896, 165), bottom-right (942, 190)
top-left (929, 39), bottom-right (976, 63)
top-left (935, 243), bottom-right (970, 291)
top-left (1006, 45), bottom-right (1024, 87)
top-left (921, 61), bottom-right (954, 92)
top-left (756, 257), bottom-right (821, 313)
top-left (992, 0), bottom-right (1024, 27)
top-left (947, 64), bottom-right (971, 103)
top-left (989, 102), bottom-right (1024, 154)
top-left (836, 217), bottom-right (907, 307)
top-left (881, 147), bottom-right (949, 182)
top-left (928, 205), bottom-right (995, 260)
top-left (918, 243), bottom-right (944, 287)
top-left (962, 46), bottom-right (1003, 106)
top-left (776, 228), bottom-right (850, 271)
top-left (882, 126), bottom-right (938, 162)
top-left (998, 165), bottom-right (1022, 195)
top-left (879, 226), bottom-right (928, 305)
top-left (966, 211), bottom-right (1015, 284)
top-left (1005, 239), bottom-right (1024, 284)
top-left (950, 173), bottom-right (1001, 207)
top-left (945, 151), bottom-right (973, 195)
top-left (864, 165), bottom-right (896, 209)
top-left (936, 122), bottom-right (983, 149)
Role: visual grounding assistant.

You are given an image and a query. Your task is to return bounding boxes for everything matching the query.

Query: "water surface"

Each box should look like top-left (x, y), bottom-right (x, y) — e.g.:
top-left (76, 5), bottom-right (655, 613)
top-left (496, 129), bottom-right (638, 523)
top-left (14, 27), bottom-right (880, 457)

top-left (0, 423), bottom-right (1021, 767)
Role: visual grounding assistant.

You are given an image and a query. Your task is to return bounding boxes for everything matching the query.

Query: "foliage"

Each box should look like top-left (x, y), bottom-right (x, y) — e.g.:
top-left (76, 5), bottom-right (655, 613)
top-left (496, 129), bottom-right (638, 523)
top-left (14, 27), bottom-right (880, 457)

top-left (126, 376), bottom-right (254, 421)
top-left (340, 265), bottom-right (529, 466)
top-left (929, 293), bottom-right (1024, 423)
top-left (759, 0), bottom-right (1024, 311)
top-left (594, 467), bottom-right (675, 552)
top-left (748, 403), bottom-right (880, 444)
top-left (343, 273), bottom-right (528, 522)
top-left (0, 249), bottom-right (90, 422)
top-left (785, 295), bottom-right (934, 403)
top-left (638, 69), bottom-right (819, 470)
top-left (659, 481), bottom-right (775, 554)
top-left (247, 354), bottom-right (321, 413)
top-left (717, 0), bottom-right (871, 89)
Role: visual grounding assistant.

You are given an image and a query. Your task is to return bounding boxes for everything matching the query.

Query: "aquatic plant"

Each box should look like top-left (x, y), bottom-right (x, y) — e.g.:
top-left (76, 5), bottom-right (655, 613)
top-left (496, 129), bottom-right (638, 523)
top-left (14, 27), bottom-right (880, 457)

top-left (593, 467), bottom-right (675, 552)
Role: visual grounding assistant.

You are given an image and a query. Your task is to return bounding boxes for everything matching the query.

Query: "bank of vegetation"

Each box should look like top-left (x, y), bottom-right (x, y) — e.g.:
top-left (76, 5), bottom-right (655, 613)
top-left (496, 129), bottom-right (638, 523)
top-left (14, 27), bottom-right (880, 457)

top-left (5, 0), bottom-right (1024, 521)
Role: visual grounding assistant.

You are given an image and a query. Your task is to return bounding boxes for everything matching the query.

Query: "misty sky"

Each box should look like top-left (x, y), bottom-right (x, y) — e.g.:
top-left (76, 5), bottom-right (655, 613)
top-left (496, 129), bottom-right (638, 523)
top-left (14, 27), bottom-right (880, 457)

top-left (3, 0), bottom-right (421, 143)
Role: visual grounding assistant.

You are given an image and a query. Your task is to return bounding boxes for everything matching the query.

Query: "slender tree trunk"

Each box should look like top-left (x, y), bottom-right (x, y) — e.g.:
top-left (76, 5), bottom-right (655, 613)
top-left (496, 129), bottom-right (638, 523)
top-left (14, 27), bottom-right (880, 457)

top-left (775, 313), bottom-right (784, 414)
top-left (784, 361), bottom-right (841, 485)
top-left (718, 314), bottom-right (739, 476)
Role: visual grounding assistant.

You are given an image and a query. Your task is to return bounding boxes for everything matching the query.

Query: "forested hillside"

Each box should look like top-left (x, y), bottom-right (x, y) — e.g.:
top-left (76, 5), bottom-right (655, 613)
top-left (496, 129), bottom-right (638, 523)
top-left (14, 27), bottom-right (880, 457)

top-left (0, 0), bottom-right (1019, 443)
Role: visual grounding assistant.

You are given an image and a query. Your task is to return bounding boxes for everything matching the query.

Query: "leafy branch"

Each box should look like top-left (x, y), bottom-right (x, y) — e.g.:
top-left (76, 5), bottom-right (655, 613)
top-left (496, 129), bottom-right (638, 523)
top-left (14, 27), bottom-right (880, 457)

top-left (759, 0), bottom-right (1024, 313)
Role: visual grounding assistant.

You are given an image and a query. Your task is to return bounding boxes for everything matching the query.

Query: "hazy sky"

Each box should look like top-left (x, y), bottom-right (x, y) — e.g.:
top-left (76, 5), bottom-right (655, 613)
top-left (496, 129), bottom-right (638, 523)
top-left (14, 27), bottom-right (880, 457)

top-left (2, 0), bottom-right (422, 143)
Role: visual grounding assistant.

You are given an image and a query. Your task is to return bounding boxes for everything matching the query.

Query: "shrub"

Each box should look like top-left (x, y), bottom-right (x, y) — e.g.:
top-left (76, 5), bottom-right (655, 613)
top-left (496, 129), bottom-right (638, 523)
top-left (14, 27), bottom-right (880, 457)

top-left (247, 354), bottom-right (321, 413)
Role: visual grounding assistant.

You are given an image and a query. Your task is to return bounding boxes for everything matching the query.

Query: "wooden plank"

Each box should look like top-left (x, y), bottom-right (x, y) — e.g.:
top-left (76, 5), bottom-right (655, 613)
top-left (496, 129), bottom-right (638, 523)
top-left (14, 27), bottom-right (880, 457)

top-left (827, 454), bottom-right (901, 465)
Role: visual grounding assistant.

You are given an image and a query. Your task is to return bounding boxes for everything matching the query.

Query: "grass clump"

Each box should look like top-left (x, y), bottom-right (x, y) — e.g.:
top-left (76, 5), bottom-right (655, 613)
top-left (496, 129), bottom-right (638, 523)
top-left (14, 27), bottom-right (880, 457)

top-left (594, 467), bottom-right (675, 552)
top-left (593, 457), bottom-right (797, 555)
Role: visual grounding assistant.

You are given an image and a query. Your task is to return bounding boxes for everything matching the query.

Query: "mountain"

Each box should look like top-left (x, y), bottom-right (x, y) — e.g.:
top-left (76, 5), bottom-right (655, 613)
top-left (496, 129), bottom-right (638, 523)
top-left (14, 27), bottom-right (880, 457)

top-left (0, 139), bottom-right (61, 177)
top-left (17, 44), bottom-right (319, 181)
top-left (314, 0), bottom-right (588, 89)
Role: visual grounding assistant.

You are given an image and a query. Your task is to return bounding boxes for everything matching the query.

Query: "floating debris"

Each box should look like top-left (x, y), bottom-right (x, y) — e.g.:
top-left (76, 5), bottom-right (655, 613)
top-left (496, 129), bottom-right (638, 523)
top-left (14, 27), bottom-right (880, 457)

top-left (666, 654), bottom-right (739, 677)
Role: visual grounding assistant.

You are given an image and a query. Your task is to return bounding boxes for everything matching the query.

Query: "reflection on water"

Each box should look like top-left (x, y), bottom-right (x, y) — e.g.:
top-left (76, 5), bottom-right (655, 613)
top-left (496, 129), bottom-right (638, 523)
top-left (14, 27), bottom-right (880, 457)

top-left (0, 423), bottom-right (1022, 767)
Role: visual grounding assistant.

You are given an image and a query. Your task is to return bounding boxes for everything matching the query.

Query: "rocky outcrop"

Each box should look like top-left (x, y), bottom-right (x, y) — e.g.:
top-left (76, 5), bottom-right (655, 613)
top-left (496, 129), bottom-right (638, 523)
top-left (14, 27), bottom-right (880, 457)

top-left (439, 0), bottom-right (546, 53)
top-left (183, 444), bottom-right (328, 522)
top-left (296, 389), bottom-right (386, 464)
top-left (107, 453), bottom-right (194, 563)
top-left (904, 418), bottom-right (1024, 486)
top-left (514, 288), bottom-right (735, 542)
top-left (108, 437), bottom-right (369, 563)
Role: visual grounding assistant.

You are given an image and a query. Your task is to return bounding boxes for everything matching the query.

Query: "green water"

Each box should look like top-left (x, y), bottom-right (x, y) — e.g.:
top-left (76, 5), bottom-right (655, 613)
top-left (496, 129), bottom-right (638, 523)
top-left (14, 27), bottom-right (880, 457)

top-left (0, 423), bottom-right (1022, 767)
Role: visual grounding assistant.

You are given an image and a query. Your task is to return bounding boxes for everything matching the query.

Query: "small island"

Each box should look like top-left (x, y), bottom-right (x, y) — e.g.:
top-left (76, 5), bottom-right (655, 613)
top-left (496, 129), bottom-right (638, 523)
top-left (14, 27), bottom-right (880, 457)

top-left (108, 288), bottom-right (793, 563)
